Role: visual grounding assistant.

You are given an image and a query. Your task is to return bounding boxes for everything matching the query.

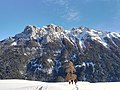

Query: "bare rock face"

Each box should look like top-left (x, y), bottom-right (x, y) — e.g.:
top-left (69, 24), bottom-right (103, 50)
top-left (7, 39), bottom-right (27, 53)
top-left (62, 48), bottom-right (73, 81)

top-left (0, 24), bottom-right (120, 82)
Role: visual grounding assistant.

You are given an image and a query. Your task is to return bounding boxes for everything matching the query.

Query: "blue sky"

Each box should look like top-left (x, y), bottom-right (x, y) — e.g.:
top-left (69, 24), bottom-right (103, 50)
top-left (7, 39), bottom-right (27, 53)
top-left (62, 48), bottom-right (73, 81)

top-left (0, 0), bottom-right (120, 40)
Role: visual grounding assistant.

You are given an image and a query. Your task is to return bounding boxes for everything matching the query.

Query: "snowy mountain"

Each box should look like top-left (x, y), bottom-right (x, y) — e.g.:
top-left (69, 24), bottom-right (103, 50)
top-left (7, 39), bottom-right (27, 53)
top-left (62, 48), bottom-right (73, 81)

top-left (0, 79), bottom-right (120, 90)
top-left (0, 24), bottom-right (120, 82)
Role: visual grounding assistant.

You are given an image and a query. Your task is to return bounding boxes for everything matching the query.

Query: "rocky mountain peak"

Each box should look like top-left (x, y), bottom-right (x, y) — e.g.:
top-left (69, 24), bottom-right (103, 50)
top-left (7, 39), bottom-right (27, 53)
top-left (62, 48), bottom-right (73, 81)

top-left (43, 24), bottom-right (64, 34)
top-left (46, 24), bottom-right (57, 28)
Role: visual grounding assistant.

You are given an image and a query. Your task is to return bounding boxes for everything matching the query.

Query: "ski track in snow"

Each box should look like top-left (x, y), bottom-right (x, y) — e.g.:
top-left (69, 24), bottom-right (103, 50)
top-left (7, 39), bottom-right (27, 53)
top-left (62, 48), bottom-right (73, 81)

top-left (0, 79), bottom-right (120, 90)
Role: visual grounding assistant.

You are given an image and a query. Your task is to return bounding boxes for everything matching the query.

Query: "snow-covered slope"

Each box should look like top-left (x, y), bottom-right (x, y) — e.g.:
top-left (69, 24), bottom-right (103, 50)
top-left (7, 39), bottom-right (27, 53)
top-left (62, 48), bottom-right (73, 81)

top-left (0, 79), bottom-right (119, 90)
top-left (13, 24), bottom-right (120, 48)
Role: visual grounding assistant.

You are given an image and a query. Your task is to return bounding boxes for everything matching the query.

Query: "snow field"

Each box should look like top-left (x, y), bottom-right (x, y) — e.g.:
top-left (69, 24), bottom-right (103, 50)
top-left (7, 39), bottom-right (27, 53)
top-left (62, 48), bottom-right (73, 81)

top-left (0, 79), bottom-right (119, 90)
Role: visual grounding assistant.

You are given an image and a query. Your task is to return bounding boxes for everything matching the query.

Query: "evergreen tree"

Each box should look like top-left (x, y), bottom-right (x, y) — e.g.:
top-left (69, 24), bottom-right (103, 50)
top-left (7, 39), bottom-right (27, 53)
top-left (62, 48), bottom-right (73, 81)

top-left (65, 61), bottom-right (77, 82)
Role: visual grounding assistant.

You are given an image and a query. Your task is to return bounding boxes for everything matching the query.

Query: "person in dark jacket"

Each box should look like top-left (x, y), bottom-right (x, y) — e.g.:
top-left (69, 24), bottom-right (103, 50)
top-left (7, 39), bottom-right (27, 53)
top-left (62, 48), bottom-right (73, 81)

top-left (74, 79), bottom-right (77, 85)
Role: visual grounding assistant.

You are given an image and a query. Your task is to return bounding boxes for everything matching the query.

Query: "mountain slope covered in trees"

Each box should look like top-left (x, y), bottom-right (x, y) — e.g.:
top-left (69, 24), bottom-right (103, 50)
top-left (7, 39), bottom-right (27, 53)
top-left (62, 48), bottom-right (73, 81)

top-left (0, 24), bottom-right (120, 82)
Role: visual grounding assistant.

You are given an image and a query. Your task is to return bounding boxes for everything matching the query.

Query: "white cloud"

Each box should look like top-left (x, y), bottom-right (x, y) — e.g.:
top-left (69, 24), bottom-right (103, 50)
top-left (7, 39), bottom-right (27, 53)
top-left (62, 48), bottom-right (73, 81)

top-left (45, 0), bottom-right (68, 6)
top-left (44, 0), bottom-right (80, 21)
top-left (62, 9), bottom-right (80, 21)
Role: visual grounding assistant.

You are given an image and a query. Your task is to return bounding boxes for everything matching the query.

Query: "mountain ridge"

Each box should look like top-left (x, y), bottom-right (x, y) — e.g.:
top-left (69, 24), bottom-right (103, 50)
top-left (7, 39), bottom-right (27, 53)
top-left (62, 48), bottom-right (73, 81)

top-left (0, 24), bottom-right (120, 82)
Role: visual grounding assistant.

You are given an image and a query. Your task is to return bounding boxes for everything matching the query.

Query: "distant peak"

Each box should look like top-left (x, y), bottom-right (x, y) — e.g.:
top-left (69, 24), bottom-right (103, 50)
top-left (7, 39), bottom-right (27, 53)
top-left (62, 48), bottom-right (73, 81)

top-left (24, 25), bottom-right (33, 33)
top-left (24, 25), bottom-right (33, 29)
top-left (24, 25), bottom-right (38, 29)
top-left (46, 24), bottom-right (57, 28)
top-left (78, 26), bottom-right (85, 30)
